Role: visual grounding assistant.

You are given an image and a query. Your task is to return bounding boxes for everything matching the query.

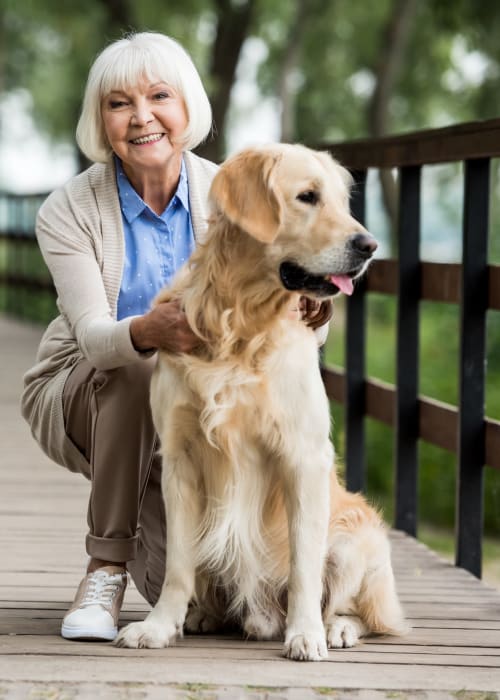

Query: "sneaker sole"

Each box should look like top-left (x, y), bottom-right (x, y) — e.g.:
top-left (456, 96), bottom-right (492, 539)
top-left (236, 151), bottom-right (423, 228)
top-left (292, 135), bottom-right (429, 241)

top-left (61, 624), bottom-right (117, 641)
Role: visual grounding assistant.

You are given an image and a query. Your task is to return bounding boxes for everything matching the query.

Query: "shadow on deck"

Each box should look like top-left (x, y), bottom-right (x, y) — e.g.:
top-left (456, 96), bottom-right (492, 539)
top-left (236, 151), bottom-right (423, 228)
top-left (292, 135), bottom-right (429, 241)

top-left (1, 315), bottom-right (499, 699)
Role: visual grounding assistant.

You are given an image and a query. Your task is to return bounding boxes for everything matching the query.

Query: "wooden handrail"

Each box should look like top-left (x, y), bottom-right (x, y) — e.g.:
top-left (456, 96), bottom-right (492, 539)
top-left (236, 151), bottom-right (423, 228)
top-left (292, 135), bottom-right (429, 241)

top-left (365, 259), bottom-right (500, 310)
top-left (321, 366), bottom-right (500, 471)
top-left (322, 118), bottom-right (500, 168)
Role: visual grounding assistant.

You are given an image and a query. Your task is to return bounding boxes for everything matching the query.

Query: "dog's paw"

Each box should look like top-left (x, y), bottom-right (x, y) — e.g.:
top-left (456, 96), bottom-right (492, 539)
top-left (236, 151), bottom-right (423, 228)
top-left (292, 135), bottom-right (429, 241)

top-left (115, 618), bottom-right (178, 649)
top-left (244, 611), bottom-right (283, 640)
top-left (185, 606), bottom-right (221, 634)
top-left (283, 629), bottom-right (328, 661)
top-left (325, 616), bottom-right (360, 648)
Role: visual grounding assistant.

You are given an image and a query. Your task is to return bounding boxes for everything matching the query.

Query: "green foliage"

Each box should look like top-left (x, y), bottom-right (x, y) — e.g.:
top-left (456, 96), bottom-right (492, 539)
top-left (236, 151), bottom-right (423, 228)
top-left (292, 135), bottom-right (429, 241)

top-left (5, 0), bottom-right (500, 153)
top-left (0, 284), bottom-right (57, 324)
top-left (1, 0), bottom-right (215, 147)
top-left (257, 0), bottom-right (393, 142)
top-left (255, 0), bottom-right (500, 144)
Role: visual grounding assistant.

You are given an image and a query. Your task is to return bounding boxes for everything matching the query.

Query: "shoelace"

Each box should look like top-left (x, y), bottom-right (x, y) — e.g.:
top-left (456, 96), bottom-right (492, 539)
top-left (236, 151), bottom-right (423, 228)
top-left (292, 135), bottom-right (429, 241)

top-left (80, 571), bottom-right (125, 610)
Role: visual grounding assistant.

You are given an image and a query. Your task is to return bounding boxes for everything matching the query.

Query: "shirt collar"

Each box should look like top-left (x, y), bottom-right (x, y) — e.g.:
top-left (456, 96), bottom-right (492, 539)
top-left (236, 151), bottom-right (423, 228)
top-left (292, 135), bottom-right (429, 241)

top-left (115, 157), bottom-right (147, 224)
top-left (175, 158), bottom-right (190, 213)
top-left (115, 156), bottom-right (190, 224)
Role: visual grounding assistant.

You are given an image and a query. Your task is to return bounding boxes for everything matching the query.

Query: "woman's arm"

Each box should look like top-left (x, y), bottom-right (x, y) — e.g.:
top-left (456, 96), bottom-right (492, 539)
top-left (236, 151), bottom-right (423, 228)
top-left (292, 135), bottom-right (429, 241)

top-left (38, 184), bottom-right (201, 367)
top-left (36, 186), bottom-right (150, 369)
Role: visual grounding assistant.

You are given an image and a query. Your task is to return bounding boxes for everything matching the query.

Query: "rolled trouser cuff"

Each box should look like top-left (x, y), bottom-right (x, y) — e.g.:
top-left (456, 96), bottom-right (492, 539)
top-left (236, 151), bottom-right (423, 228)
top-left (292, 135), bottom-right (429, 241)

top-left (86, 533), bottom-right (139, 563)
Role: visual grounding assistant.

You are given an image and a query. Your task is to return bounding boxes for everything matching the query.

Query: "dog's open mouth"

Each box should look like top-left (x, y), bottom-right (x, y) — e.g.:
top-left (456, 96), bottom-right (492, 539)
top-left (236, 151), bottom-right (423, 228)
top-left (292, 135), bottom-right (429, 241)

top-left (279, 261), bottom-right (360, 297)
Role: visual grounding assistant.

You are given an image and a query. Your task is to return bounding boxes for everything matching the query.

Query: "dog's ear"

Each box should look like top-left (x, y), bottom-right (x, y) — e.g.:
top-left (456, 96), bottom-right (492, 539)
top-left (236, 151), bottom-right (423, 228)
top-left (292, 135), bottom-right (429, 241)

top-left (210, 149), bottom-right (283, 243)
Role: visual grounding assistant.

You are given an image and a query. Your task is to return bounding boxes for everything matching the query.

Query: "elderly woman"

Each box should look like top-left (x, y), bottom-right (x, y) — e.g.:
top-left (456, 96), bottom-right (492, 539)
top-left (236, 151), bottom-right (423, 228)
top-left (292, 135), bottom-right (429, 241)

top-left (21, 32), bottom-right (331, 643)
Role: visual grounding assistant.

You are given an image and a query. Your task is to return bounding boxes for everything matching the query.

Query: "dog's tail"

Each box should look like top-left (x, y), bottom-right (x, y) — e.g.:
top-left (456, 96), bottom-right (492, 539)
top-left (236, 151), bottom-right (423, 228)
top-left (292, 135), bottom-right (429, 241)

top-left (356, 552), bottom-right (410, 637)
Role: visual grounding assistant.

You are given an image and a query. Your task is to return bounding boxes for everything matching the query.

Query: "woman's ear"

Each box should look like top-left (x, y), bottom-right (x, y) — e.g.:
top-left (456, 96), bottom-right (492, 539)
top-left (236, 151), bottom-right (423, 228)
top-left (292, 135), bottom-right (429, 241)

top-left (209, 149), bottom-right (283, 243)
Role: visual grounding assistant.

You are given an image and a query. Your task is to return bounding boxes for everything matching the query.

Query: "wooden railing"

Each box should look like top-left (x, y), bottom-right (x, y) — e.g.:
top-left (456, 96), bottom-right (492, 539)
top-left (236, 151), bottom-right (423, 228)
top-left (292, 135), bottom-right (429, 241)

top-left (0, 192), bottom-right (55, 321)
top-left (322, 118), bottom-right (500, 578)
top-left (1, 119), bottom-right (500, 577)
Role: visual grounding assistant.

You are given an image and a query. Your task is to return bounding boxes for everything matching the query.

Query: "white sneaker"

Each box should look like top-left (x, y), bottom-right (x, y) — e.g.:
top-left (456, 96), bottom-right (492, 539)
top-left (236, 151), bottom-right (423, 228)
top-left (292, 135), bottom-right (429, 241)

top-left (61, 566), bottom-right (128, 641)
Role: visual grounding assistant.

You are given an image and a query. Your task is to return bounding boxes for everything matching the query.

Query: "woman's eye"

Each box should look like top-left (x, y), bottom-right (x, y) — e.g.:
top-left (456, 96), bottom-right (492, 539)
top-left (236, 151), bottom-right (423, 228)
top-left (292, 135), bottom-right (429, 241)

top-left (109, 100), bottom-right (128, 109)
top-left (153, 92), bottom-right (170, 100)
top-left (296, 190), bottom-right (319, 205)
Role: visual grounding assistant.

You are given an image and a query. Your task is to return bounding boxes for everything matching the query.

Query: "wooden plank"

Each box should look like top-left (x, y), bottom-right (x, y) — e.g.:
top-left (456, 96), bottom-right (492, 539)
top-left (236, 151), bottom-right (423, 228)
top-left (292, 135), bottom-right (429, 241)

top-left (324, 117), bottom-right (500, 168)
top-left (366, 259), bottom-right (500, 310)
top-left (491, 264), bottom-right (500, 309)
top-left (407, 619), bottom-right (500, 630)
top-left (486, 418), bottom-right (500, 471)
top-left (456, 158), bottom-right (490, 576)
top-left (1, 653), bottom-right (500, 692)
top-left (344, 170), bottom-right (368, 492)
top-left (321, 367), bottom-right (500, 470)
top-left (3, 635), bottom-right (498, 668)
top-left (394, 165), bottom-right (421, 535)
top-left (2, 315), bottom-right (500, 695)
top-left (365, 258), bottom-right (397, 294)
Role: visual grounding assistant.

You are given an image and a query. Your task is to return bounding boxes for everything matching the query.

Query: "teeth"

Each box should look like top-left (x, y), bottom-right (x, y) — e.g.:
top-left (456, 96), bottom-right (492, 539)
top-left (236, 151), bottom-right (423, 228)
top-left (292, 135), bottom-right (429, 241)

top-left (131, 133), bottom-right (163, 145)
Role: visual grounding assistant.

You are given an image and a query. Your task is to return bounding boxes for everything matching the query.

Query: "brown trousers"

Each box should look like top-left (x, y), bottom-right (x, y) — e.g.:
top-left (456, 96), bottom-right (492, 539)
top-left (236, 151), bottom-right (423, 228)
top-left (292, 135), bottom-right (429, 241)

top-left (62, 358), bottom-right (165, 605)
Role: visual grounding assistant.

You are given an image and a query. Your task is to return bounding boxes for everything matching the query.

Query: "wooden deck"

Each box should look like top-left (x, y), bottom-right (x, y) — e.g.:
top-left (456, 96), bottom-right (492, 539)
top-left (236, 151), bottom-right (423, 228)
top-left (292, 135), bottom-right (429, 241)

top-left (1, 314), bottom-right (499, 700)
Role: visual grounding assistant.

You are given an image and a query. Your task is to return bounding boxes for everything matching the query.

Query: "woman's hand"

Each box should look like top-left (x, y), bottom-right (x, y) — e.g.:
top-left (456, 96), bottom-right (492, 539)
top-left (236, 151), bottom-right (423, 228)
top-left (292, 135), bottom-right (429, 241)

top-left (130, 299), bottom-right (200, 354)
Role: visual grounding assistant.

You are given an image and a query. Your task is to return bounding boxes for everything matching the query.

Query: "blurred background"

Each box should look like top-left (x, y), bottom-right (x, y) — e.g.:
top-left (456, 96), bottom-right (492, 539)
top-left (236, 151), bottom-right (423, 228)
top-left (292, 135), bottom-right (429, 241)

top-left (0, 0), bottom-right (499, 583)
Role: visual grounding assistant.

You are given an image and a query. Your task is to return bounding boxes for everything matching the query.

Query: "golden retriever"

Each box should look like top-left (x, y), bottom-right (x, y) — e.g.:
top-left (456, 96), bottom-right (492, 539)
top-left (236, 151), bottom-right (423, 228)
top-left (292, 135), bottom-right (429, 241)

top-left (116, 144), bottom-right (407, 660)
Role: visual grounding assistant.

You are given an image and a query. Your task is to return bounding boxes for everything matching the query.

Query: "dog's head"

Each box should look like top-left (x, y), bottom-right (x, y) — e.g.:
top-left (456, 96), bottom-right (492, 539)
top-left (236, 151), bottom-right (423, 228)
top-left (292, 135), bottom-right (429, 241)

top-left (209, 144), bottom-right (377, 298)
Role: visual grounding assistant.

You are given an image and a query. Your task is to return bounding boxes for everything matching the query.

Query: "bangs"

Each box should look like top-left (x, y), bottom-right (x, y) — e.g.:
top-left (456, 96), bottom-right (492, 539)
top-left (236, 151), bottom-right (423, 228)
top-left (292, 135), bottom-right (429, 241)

top-left (98, 46), bottom-right (182, 99)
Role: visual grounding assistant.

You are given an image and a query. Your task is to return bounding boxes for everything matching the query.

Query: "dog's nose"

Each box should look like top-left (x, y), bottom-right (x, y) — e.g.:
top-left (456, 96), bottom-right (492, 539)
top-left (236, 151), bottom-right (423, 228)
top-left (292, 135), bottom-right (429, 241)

top-left (348, 232), bottom-right (378, 257)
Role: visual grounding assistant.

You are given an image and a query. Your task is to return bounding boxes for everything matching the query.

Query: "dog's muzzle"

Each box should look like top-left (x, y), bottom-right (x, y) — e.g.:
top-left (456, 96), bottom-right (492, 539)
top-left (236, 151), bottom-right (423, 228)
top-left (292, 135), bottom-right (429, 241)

top-left (279, 233), bottom-right (378, 297)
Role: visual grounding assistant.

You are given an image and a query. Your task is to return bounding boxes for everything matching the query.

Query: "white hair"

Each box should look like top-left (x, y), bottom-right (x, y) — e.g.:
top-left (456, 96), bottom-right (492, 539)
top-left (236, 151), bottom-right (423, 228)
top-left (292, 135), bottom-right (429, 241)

top-left (76, 32), bottom-right (213, 163)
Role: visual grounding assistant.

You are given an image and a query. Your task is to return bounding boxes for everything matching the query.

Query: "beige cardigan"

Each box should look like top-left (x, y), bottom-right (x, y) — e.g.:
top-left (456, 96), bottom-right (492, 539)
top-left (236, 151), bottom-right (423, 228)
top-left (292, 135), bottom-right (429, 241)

top-left (21, 151), bottom-right (218, 474)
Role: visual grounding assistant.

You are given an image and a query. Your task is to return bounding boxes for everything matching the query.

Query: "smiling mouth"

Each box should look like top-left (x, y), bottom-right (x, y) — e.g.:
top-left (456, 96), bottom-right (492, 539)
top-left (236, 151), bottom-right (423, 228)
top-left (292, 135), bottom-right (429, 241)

top-left (279, 261), bottom-right (363, 297)
top-left (129, 133), bottom-right (164, 145)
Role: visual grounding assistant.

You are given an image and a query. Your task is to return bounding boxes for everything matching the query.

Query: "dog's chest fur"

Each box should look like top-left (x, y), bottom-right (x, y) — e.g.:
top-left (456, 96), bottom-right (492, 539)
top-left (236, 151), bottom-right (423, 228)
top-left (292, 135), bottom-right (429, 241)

top-left (152, 323), bottom-right (331, 616)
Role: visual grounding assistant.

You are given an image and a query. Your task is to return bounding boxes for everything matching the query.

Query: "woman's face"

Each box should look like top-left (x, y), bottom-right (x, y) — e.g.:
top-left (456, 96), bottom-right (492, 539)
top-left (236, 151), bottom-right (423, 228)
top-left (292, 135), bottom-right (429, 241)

top-left (101, 79), bottom-right (188, 174)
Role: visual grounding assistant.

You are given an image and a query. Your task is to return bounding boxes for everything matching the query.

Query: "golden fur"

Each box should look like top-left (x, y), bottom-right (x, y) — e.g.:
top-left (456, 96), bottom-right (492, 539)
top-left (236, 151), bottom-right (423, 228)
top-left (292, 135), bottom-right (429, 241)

top-left (117, 143), bottom-right (407, 660)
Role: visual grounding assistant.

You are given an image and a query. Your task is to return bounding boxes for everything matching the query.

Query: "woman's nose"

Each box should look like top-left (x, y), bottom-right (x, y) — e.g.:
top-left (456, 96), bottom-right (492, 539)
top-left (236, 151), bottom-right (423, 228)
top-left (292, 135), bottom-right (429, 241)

top-left (130, 100), bottom-right (154, 125)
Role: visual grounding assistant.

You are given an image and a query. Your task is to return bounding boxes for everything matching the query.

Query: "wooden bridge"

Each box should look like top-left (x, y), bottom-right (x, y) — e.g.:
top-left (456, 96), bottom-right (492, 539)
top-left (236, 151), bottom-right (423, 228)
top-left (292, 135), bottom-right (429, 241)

top-left (1, 314), bottom-right (500, 699)
top-left (2, 118), bottom-right (500, 698)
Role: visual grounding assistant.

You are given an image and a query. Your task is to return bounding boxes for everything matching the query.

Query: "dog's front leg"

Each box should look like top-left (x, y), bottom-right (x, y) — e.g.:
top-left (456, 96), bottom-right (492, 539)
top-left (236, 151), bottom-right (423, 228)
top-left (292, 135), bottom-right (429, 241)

top-left (282, 458), bottom-right (330, 661)
top-left (116, 456), bottom-right (200, 649)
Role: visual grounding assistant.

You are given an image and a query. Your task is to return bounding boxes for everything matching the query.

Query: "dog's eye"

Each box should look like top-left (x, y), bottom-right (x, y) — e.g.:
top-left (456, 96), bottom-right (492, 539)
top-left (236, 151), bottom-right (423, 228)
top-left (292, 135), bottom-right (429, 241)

top-left (296, 190), bottom-right (319, 205)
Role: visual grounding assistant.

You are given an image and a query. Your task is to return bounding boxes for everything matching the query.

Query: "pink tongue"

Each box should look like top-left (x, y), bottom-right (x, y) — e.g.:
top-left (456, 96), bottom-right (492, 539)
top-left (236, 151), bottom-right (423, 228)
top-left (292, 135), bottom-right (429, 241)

top-left (329, 275), bottom-right (354, 296)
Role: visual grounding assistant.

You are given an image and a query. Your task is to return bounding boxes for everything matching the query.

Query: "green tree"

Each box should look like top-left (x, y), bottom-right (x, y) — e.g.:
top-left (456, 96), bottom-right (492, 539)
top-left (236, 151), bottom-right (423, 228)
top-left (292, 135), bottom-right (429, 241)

top-left (4, 1), bottom-right (500, 165)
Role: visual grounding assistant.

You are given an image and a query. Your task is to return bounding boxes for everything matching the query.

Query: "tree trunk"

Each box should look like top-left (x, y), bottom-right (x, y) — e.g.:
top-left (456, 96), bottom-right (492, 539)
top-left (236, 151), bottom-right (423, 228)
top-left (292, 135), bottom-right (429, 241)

top-left (103, 0), bottom-right (135, 36)
top-left (196, 0), bottom-right (255, 163)
top-left (277, 0), bottom-right (311, 143)
top-left (367, 0), bottom-right (419, 254)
